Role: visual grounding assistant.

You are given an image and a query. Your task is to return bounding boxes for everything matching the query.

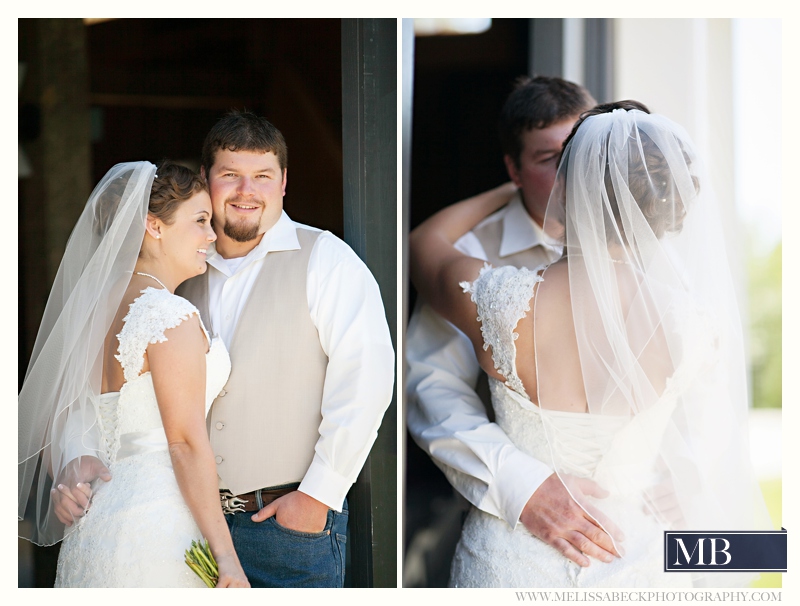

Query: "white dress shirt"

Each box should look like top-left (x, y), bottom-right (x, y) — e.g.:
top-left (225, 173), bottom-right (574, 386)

top-left (406, 194), bottom-right (561, 528)
top-left (205, 210), bottom-right (395, 510)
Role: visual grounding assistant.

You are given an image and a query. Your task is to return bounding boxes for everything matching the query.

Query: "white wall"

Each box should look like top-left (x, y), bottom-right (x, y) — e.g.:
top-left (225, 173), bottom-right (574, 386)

top-left (614, 18), bottom-right (747, 315)
top-left (615, 19), bottom-right (734, 214)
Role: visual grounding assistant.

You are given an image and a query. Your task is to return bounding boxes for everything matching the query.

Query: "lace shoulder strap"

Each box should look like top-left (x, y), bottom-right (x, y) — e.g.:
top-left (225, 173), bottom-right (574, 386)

top-left (115, 287), bottom-right (207, 383)
top-left (460, 263), bottom-right (545, 398)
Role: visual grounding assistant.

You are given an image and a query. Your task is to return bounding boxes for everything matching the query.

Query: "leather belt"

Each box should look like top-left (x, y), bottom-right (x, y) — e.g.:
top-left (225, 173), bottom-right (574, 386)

top-left (219, 486), bottom-right (296, 514)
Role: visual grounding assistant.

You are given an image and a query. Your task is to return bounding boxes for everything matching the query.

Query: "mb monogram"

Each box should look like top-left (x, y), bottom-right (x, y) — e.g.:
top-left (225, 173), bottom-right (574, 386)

top-left (664, 530), bottom-right (787, 573)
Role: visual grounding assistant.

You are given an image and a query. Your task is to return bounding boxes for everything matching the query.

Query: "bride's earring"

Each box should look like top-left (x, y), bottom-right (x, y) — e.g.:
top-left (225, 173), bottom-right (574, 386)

top-left (145, 215), bottom-right (162, 241)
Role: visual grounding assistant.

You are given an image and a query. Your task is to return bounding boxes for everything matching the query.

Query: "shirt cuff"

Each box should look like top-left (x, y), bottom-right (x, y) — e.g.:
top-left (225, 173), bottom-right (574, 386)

top-left (298, 454), bottom-right (353, 512)
top-left (482, 448), bottom-right (553, 529)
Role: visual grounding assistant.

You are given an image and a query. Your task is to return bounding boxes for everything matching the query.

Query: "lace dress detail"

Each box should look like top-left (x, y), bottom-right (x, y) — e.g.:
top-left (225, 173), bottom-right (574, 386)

top-left (115, 287), bottom-right (206, 384)
top-left (460, 263), bottom-right (544, 398)
top-left (450, 266), bottom-right (692, 588)
top-left (55, 288), bottom-right (231, 587)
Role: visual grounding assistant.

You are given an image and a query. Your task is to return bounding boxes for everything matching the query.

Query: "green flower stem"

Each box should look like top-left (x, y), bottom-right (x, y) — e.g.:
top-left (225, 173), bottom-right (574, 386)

top-left (185, 539), bottom-right (219, 587)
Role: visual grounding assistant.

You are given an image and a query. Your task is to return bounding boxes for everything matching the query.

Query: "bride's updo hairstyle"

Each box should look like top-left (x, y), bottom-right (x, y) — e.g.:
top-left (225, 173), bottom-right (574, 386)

top-left (557, 100), bottom-right (699, 244)
top-left (148, 160), bottom-right (209, 225)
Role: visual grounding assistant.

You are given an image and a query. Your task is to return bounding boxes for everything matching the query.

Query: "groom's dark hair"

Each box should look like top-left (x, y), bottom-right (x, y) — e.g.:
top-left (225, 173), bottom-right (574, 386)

top-left (498, 75), bottom-right (595, 169)
top-left (201, 110), bottom-right (288, 177)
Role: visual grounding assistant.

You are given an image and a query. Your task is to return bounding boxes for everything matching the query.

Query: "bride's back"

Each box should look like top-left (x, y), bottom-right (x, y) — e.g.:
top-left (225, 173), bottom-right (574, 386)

top-left (511, 260), bottom-right (584, 412)
top-left (508, 259), bottom-right (672, 414)
top-left (101, 276), bottom-right (159, 393)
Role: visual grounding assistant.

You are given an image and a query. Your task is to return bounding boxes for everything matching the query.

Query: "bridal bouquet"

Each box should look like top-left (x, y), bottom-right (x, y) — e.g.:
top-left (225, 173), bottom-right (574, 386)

top-left (185, 539), bottom-right (219, 587)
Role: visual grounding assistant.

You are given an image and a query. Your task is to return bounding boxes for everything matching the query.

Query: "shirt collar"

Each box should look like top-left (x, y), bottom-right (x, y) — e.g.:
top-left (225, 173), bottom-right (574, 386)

top-left (206, 210), bottom-right (300, 274)
top-left (498, 192), bottom-right (553, 258)
top-left (260, 210), bottom-right (302, 253)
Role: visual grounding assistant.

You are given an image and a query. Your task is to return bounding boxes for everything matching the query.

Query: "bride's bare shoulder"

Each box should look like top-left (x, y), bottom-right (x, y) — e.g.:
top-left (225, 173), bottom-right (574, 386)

top-left (541, 258), bottom-right (568, 277)
top-left (536, 260), bottom-right (570, 298)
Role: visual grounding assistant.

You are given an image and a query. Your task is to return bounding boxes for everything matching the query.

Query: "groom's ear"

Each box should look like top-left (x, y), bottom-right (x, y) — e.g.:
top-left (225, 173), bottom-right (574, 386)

top-left (200, 166), bottom-right (207, 182)
top-left (281, 168), bottom-right (287, 196)
top-left (504, 154), bottom-right (522, 188)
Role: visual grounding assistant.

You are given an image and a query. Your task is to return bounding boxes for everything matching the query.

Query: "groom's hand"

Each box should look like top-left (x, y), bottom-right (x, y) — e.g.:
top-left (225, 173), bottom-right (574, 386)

top-left (51, 456), bottom-right (112, 526)
top-left (643, 477), bottom-right (685, 529)
top-left (520, 473), bottom-right (624, 567)
top-left (251, 490), bottom-right (329, 533)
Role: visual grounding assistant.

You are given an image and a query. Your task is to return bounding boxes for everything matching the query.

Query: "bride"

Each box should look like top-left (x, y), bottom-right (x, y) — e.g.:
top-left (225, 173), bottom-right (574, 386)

top-left (409, 101), bottom-right (771, 587)
top-left (18, 161), bottom-right (249, 587)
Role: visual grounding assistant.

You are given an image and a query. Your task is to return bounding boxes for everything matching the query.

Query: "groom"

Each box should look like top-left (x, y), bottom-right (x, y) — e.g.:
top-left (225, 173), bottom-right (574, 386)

top-left (177, 110), bottom-right (394, 587)
top-left (407, 76), bottom-right (620, 569)
top-left (54, 111), bottom-right (394, 587)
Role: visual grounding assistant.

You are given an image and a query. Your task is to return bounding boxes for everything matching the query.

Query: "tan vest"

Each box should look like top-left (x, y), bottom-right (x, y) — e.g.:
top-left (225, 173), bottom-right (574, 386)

top-left (178, 228), bottom-right (328, 495)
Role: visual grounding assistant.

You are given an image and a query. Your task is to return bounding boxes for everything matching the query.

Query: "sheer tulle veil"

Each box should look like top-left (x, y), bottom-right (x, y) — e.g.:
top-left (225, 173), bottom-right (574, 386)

top-left (18, 161), bottom-right (156, 546)
top-left (535, 107), bottom-right (772, 584)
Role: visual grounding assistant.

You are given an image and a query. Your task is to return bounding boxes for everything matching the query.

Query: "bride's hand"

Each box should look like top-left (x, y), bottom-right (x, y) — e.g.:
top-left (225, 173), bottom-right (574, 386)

top-left (51, 456), bottom-right (112, 525)
top-left (213, 551), bottom-right (250, 588)
top-left (410, 181), bottom-right (518, 253)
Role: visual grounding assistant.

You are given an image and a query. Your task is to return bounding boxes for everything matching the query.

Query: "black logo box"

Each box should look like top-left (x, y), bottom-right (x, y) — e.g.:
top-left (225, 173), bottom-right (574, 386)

top-left (664, 529), bottom-right (787, 572)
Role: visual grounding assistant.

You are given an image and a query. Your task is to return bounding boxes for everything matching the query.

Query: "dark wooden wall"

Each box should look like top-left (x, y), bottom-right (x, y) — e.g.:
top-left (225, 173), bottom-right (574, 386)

top-left (409, 19), bottom-right (529, 230)
top-left (403, 19), bottom-right (530, 587)
top-left (86, 18), bottom-right (344, 234)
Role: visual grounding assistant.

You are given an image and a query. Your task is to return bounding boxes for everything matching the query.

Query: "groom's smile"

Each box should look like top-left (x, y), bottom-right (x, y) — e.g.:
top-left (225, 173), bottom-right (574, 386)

top-left (223, 195), bottom-right (265, 242)
top-left (229, 201), bottom-right (261, 212)
top-left (226, 195), bottom-right (264, 218)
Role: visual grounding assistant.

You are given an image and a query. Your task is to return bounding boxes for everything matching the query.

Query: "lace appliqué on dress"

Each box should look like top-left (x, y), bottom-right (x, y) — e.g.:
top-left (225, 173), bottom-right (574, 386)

top-left (460, 263), bottom-right (545, 398)
top-left (115, 287), bottom-right (205, 383)
top-left (98, 287), bottom-right (206, 464)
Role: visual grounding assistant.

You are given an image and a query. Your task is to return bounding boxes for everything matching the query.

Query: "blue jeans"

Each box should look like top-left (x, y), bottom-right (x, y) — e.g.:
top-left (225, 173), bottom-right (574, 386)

top-left (225, 492), bottom-right (348, 588)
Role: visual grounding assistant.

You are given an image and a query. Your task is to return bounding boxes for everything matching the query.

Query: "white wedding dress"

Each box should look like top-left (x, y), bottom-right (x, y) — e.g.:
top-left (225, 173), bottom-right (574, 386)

top-left (55, 288), bottom-right (231, 588)
top-left (449, 265), bottom-right (696, 588)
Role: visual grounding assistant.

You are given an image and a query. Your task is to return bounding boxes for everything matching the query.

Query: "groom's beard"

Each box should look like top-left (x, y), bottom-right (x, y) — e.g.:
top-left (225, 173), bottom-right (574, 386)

top-left (223, 196), bottom-right (264, 242)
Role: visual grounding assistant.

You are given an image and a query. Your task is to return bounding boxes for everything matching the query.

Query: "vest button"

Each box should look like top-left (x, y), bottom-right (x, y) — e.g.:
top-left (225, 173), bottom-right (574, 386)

top-left (215, 456), bottom-right (223, 464)
top-left (218, 389), bottom-right (227, 397)
top-left (215, 421), bottom-right (225, 430)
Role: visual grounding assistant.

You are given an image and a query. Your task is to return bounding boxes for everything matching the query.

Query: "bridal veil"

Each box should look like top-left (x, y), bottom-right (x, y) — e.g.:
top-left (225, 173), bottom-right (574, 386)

top-left (534, 107), bottom-right (772, 583)
top-left (18, 161), bottom-right (156, 545)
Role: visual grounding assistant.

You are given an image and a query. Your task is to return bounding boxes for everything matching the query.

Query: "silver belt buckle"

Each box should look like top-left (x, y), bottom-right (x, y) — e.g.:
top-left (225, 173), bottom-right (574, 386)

top-left (220, 490), bottom-right (246, 515)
